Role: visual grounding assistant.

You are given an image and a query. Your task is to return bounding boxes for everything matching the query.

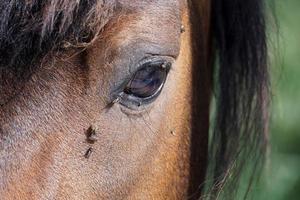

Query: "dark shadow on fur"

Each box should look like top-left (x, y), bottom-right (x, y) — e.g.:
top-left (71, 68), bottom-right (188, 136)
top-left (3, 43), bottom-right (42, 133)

top-left (187, 1), bottom-right (212, 199)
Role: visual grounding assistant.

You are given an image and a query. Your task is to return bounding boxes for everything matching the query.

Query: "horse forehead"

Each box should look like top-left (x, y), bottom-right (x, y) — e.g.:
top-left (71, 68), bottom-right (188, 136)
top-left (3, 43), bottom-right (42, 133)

top-left (115, 0), bottom-right (182, 36)
top-left (118, 0), bottom-right (181, 10)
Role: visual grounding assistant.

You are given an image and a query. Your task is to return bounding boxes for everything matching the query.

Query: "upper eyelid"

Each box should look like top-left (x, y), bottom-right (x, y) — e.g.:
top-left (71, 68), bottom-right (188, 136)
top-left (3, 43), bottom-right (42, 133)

top-left (134, 56), bottom-right (173, 70)
top-left (145, 52), bottom-right (178, 59)
top-left (126, 56), bottom-right (174, 82)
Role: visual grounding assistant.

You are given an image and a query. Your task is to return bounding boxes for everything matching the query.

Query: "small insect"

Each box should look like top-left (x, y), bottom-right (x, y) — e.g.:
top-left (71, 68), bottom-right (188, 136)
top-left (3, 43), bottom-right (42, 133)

top-left (180, 25), bottom-right (186, 33)
top-left (86, 125), bottom-right (98, 144)
top-left (112, 96), bottom-right (121, 104)
top-left (161, 62), bottom-right (172, 69)
top-left (84, 147), bottom-right (93, 159)
top-left (170, 130), bottom-right (176, 136)
top-left (106, 94), bottom-right (122, 108)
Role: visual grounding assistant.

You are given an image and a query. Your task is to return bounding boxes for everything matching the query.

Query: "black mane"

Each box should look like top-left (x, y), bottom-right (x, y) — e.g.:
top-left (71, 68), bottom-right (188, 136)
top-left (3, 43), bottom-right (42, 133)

top-left (206, 0), bottom-right (270, 198)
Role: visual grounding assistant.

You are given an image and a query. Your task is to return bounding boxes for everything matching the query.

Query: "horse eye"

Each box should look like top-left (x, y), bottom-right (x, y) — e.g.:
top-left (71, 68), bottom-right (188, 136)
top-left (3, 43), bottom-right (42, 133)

top-left (124, 61), bottom-right (171, 99)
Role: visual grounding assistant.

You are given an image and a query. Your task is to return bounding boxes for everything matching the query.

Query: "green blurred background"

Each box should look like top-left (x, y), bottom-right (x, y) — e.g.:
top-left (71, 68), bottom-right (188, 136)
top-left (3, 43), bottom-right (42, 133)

top-left (254, 0), bottom-right (300, 199)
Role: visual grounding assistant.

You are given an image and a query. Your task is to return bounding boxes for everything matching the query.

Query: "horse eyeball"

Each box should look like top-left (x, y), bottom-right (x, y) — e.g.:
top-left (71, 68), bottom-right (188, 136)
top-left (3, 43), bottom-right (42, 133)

top-left (124, 61), bottom-right (170, 98)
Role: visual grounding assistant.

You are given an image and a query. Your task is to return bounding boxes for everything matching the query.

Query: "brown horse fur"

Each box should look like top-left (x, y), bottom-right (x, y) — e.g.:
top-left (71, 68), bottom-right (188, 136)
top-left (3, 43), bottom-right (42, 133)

top-left (0, 0), bottom-right (269, 199)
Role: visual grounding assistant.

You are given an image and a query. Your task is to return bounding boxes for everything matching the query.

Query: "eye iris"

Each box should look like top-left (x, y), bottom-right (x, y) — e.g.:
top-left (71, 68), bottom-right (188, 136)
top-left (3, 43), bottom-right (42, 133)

top-left (124, 62), bottom-right (168, 98)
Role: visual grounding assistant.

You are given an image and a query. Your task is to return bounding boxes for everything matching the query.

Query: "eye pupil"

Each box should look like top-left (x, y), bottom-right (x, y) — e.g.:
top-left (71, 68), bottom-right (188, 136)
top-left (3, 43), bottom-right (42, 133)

top-left (124, 61), bottom-right (170, 98)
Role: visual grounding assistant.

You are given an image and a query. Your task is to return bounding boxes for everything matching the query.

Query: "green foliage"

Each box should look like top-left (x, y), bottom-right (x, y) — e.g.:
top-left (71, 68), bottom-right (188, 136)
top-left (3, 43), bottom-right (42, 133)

top-left (251, 0), bottom-right (300, 199)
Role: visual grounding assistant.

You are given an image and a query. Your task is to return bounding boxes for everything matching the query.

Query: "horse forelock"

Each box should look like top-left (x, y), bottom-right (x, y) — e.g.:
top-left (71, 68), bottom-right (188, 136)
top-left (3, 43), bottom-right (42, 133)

top-left (0, 0), bottom-right (116, 73)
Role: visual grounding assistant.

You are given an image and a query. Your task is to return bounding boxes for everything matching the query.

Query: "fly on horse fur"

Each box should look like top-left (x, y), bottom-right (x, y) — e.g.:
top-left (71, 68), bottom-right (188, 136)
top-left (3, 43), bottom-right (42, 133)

top-left (84, 147), bottom-right (93, 159)
top-left (86, 125), bottom-right (98, 144)
top-left (0, 0), bottom-right (269, 199)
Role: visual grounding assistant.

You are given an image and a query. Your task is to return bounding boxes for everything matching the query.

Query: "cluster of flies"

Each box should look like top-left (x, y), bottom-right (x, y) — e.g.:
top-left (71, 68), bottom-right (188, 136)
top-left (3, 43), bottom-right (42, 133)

top-left (84, 125), bottom-right (98, 159)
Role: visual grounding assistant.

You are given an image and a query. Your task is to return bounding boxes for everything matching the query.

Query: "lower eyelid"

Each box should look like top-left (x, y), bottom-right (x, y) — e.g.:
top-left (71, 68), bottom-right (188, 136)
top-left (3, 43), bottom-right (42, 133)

top-left (119, 102), bottom-right (156, 117)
